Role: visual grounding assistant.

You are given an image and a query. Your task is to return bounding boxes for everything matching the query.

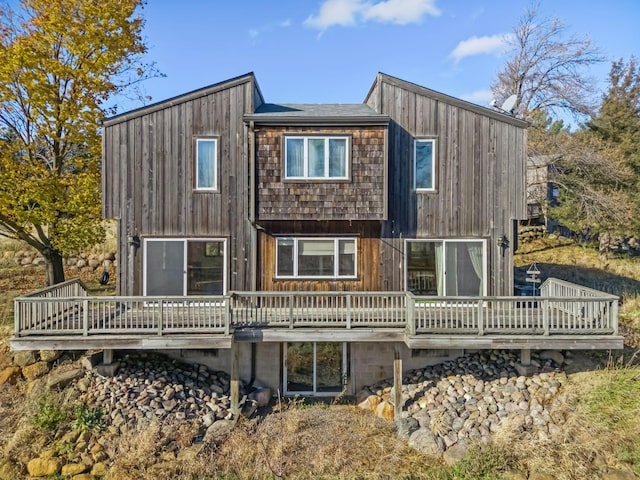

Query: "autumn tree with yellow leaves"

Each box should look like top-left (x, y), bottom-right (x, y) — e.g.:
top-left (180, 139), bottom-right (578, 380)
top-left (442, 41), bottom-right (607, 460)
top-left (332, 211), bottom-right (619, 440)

top-left (0, 0), bottom-right (156, 285)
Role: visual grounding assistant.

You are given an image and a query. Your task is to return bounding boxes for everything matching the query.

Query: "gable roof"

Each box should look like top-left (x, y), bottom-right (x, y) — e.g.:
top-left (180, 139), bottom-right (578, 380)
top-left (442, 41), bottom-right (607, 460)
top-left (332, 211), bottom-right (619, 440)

top-left (365, 72), bottom-right (529, 128)
top-left (103, 72), bottom-right (262, 127)
top-left (244, 103), bottom-right (389, 126)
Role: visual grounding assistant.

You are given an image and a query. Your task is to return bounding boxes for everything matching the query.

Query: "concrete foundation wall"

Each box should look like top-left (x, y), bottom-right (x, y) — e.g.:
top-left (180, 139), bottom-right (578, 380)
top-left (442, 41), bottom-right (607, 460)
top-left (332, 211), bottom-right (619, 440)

top-left (163, 342), bottom-right (464, 395)
top-left (162, 343), bottom-right (282, 390)
top-left (350, 343), bottom-right (463, 391)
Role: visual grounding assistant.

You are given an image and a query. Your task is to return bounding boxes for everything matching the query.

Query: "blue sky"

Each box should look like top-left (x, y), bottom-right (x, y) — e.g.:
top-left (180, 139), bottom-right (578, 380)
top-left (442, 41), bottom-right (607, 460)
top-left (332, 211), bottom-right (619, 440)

top-left (129, 0), bottom-right (639, 112)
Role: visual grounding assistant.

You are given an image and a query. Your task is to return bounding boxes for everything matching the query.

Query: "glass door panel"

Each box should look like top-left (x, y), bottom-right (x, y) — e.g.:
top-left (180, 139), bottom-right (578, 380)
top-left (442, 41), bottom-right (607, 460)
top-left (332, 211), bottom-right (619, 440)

top-left (446, 242), bottom-right (483, 296)
top-left (187, 241), bottom-right (224, 295)
top-left (286, 343), bottom-right (314, 393)
top-left (316, 342), bottom-right (342, 393)
top-left (406, 242), bottom-right (438, 295)
top-left (406, 240), bottom-right (484, 296)
top-left (145, 240), bottom-right (184, 295)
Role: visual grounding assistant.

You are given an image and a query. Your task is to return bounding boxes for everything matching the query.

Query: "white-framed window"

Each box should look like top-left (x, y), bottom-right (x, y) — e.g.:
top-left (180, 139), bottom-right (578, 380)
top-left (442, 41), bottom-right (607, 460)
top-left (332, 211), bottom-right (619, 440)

top-left (195, 138), bottom-right (217, 190)
top-left (414, 138), bottom-right (436, 191)
top-left (276, 237), bottom-right (356, 279)
top-left (284, 136), bottom-right (349, 179)
top-left (404, 239), bottom-right (486, 296)
top-left (143, 238), bottom-right (226, 296)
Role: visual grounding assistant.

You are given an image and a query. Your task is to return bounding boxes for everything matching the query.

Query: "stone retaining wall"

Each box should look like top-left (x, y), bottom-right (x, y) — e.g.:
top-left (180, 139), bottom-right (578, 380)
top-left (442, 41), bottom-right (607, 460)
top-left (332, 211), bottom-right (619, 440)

top-left (2, 250), bottom-right (116, 273)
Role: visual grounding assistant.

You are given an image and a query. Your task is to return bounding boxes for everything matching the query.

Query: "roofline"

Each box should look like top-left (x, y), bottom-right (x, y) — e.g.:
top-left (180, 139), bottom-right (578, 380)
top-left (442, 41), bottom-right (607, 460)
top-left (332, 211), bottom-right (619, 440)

top-left (243, 114), bottom-right (390, 127)
top-left (365, 72), bottom-right (529, 128)
top-left (103, 72), bottom-right (258, 126)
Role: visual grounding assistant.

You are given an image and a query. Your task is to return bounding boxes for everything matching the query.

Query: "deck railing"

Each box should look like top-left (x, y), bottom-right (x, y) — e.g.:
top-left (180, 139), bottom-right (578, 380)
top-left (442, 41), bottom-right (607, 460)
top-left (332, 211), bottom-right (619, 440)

top-left (15, 295), bottom-right (230, 337)
top-left (14, 278), bottom-right (619, 338)
top-left (231, 291), bottom-right (406, 328)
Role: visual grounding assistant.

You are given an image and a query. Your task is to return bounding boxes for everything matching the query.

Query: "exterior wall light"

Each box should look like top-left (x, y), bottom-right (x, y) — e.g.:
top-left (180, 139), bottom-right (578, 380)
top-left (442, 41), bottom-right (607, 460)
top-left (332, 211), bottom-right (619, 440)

top-left (128, 234), bottom-right (140, 250)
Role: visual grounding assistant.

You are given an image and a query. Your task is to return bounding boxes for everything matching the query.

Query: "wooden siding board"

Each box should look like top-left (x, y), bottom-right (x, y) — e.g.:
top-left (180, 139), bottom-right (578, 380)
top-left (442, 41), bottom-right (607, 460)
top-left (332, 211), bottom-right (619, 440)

top-left (257, 221), bottom-right (382, 291)
top-left (374, 76), bottom-right (526, 295)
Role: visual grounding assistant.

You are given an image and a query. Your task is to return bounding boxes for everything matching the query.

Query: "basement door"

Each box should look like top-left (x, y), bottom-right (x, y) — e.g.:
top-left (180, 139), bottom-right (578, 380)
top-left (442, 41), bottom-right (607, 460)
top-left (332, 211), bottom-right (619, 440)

top-left (284, 342), bottom-right (347, 396)
top-left (143, 239), bottom-right (226, 296)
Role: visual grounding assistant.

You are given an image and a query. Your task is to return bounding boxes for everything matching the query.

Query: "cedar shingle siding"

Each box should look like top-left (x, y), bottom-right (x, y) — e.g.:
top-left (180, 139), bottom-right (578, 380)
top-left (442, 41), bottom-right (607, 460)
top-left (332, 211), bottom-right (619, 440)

top-left (256, 126), bottom-right (386, 221)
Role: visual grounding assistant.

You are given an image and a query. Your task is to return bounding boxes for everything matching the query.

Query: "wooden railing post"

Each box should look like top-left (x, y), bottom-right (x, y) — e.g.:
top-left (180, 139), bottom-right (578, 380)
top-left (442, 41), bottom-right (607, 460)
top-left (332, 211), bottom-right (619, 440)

top-left (14, 300), bottom-right (21, 337)
top-left (82, 299), bottom-right (89, 336)
top-left (406, 293), bottom-right (415, 335)
top-left (289, 294), bottom-right (295, 329)
top-left (542, 299), bottom-right (549, 336)
top-left (158, 300), bottom-right (164, 336)
top-left (225, 296), bottom-right (231, 335)
top-left (477, 299), bottom-right (484, 336)
top-left (612, 300), bottom-right (619, 336)
top-left (346, 294), bottom-right (352, 329)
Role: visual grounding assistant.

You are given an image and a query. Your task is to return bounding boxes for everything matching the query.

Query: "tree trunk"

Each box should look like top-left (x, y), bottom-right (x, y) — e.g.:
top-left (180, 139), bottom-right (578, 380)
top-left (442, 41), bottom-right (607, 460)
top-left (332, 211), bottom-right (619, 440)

top-left (43, 249), bottom-right (65, 286)
top-left (598, 232), bottom-right (611, 262)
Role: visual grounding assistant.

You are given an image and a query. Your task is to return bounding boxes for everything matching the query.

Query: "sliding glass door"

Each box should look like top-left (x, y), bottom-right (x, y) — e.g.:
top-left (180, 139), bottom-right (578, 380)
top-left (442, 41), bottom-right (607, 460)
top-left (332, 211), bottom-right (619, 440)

top-left (405, 240), bottom-right (485, 296)
top-left (144, 239), bottom-right (226, 296)
top-left (284, 342), bottom-right (346, 396)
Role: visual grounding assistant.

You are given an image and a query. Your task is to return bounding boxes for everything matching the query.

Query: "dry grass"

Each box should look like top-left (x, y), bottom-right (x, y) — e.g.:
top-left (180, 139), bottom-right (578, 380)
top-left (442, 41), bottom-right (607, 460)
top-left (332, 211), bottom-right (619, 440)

top-left (90, 403), bottom-right (442, 480)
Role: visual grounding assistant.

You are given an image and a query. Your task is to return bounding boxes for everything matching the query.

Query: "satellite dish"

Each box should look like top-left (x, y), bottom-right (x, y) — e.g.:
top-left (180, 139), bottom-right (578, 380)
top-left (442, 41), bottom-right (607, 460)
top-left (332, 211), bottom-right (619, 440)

top-left (489, 99), bottom-right (498, 108)
top-left (500, 94), bottom-right (517, 114)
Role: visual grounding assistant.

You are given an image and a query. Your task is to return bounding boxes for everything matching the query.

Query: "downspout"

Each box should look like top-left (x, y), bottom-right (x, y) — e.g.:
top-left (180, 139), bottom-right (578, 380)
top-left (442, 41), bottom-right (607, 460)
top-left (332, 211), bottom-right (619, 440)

top-left (249, 120), bottom-right (257, 293)
top-left (248, 121), bottom-right (258, 390)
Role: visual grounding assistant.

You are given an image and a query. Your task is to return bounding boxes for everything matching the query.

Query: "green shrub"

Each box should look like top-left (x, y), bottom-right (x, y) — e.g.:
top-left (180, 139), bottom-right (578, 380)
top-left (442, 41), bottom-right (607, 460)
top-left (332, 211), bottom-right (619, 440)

top-left (71, 403), bottom-right (105, 433)
top-left (31, 397), bottom-right (67, 431)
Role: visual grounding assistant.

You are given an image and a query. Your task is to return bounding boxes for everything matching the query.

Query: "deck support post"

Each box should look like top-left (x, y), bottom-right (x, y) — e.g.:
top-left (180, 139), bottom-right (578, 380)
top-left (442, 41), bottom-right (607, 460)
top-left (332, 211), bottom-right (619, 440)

top-left (393, 351), bottom-right (402, 422)
top-left (230, 342), bottom-right (240, 418)
top-left (520, 349), bottom-right (531, 366)
top-left (103, 349), bottom-right (114, 365)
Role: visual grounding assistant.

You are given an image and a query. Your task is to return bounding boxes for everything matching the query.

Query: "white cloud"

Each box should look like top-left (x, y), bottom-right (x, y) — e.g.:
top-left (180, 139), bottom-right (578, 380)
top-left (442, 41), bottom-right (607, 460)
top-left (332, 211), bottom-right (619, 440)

top-left (450, 33), bottom-right (513, 62)
top-left (305, 0), bottom-right (362, 29)
top-left (362, 0), bottom-right (440, 25)
top-left (249, 19), bottom-right (292, 40)
top-left (460, 89), bottom-right (493, 104)
top-left (305, 0), bottom-right (440, 30)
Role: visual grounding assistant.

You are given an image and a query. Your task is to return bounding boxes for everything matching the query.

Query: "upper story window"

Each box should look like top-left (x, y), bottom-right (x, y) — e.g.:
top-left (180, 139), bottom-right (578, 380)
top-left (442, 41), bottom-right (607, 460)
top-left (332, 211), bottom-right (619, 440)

top-left (195, 138), bottom-right (217, 191)
top-left (276, 237), bottom-right (356, 278)
top-left (414, 139), bottom-right (436, 191)
top-left (284, 136), bottom-right (349, 180)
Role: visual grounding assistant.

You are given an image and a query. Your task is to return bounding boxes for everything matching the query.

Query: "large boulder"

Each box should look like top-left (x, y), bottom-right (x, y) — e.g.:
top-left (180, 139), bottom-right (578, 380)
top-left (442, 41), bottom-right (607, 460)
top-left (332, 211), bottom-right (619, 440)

top-left (46, 368), bottom-right (85, 390)
top-left (248, 387), bottom-right (272, 407)
top-left (21, 362), bottom-right (50, 381)
top-left (0, 367), bottom-right (21, 386)
top-left (61, 463), bottom-right (89, 476)
top-left (358, 394), bottom-right (381, 411)
top-left (39, 350), bottom-right (63, 363)
top-left (538, 350), bottom-right (565, 366)
top-left (442, 439), bottom-right (470, 465)
top-left (12, 351), bottom-right (37, 367)
top-left (374, 400), bottom-right (395, 420)
top-left (408, 428), bottom-right (442, 456)
top-left (204, 419), bottom-right (236, 444)
top-left (26, 457), bottom-right (61, 477)
top-left (395, 416), bottom-right (419, 440)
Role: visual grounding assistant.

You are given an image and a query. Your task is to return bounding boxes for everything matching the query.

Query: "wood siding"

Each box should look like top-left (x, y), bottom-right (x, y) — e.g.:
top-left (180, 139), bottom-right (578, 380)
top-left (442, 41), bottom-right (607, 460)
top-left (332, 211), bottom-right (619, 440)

top-left (366, 74), bottom-right (528, 295)
top-left (257, 221), bottom-right (382, 291)
top-left (102, 75), bottom-right (257, 295)
top-left (255, 126), bottom-right (386, 221)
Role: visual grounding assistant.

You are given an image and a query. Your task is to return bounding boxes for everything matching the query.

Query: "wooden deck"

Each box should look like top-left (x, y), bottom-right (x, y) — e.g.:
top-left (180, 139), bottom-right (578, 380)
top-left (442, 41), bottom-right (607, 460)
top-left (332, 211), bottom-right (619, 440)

top-left (11, 278), bottom-right (623, 351)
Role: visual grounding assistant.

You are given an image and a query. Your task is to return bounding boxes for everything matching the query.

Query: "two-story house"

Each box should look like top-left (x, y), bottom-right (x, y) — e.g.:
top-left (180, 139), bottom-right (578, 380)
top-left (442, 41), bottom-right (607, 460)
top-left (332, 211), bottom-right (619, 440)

top-left (13, 73), bottom-right (621, 398)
